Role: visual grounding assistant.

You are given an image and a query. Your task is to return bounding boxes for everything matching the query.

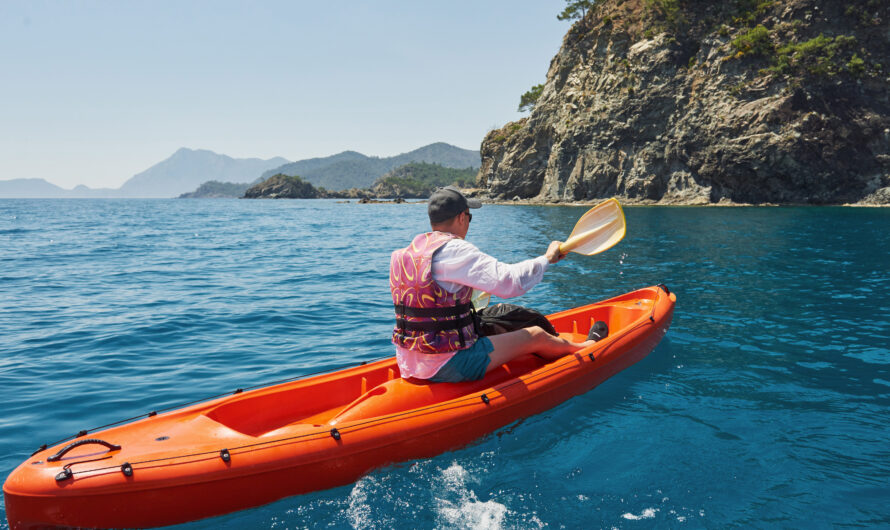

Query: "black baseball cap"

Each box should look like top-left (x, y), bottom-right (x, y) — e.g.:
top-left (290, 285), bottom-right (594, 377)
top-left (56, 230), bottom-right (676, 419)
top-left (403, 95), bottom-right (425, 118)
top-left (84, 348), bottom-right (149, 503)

top-left (428, 186), bottom-right (482, 224)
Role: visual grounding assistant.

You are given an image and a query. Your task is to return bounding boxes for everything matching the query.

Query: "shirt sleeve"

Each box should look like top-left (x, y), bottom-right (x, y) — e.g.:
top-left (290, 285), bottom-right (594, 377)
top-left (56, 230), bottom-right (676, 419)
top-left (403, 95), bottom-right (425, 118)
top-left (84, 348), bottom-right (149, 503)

top-left (431, 239), bottom-right (551, 299)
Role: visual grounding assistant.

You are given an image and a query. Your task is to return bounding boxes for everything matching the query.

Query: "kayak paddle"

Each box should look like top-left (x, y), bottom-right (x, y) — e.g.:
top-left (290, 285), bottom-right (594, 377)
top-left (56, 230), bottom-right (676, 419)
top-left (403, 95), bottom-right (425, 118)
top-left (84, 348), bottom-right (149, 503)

top-left (472, 198), bottom-right (627, 310)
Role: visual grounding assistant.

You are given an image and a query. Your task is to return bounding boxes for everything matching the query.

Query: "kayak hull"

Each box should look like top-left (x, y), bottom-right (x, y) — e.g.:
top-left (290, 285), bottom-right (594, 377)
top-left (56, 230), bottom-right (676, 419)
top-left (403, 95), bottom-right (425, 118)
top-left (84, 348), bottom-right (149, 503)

top-left (4, 286), bottom-right (675, 529)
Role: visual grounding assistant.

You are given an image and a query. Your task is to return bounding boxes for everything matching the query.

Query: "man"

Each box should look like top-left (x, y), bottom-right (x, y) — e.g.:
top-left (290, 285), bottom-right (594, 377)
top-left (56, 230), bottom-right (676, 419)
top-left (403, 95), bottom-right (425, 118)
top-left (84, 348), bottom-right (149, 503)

top-left (390, 186), bottom-right (598, 383)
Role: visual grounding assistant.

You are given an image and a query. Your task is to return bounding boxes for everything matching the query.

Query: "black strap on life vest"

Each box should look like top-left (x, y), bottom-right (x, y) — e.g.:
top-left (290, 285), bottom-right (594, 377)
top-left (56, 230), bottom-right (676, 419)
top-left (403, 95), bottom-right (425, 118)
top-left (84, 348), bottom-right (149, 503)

top-left (394, 314), bottom-right (476, 333)
top-left (396, 302), bottom-right (473, 318)
top-left (394, 301), bottom-right (476, 348)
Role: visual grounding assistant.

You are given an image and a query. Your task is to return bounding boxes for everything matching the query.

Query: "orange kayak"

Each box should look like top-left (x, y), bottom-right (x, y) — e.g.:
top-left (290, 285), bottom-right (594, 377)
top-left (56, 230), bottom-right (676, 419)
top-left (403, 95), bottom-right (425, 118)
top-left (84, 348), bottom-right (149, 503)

top-left (4, 285), bottom-right (675, 529)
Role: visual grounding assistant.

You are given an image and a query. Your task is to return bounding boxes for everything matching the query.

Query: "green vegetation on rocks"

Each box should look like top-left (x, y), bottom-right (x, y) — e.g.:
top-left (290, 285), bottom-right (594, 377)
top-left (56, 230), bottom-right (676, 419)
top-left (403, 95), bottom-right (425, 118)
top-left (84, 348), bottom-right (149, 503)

top-left (372, 163), bottom-right (477, 198)
top-left (767, 34), bottom-right (860, 77)
top-left (727, 25), bottom-right (866, 79)
top-left (731, 25), bottom-right (772, 57)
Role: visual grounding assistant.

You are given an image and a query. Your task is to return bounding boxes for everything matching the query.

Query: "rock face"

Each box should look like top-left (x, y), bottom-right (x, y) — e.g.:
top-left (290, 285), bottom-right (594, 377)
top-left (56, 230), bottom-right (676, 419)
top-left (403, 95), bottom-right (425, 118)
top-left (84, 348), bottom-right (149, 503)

top-left (479, 0), bottom-right (890, 204)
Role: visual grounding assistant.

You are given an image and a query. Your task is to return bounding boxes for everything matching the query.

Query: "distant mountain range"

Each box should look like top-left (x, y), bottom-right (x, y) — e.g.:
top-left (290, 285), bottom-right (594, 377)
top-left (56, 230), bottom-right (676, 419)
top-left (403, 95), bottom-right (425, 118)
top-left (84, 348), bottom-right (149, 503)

top-left (257, 142), bottom-right (480, 191)
top-left (0, 143), bottom-right (480, 199)
top-left (118, 148), bottom-right (289, 198)
top-left (0, 148), bottom-right (288, 199)
top-left (0, 179), bottom-right (120, 199)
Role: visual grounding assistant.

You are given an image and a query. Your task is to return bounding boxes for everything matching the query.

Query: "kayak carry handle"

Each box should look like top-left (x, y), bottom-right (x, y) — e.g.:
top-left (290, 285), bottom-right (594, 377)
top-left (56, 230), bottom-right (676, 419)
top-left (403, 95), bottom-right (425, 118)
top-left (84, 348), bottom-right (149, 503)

top-left (47, 439), bottom-right (121, 462)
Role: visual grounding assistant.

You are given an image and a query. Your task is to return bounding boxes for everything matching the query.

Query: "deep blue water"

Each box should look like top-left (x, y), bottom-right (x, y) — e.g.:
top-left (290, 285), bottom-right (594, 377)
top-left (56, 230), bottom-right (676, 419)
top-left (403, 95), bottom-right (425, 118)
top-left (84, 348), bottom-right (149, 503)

top-left (1, 199), bottom-right (889, 528)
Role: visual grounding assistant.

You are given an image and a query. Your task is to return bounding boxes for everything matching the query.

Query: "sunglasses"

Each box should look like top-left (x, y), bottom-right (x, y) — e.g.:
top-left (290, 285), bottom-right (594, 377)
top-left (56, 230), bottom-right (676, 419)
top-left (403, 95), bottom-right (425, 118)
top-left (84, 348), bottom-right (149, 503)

top-left (465, 211), bottom-right (472, 222)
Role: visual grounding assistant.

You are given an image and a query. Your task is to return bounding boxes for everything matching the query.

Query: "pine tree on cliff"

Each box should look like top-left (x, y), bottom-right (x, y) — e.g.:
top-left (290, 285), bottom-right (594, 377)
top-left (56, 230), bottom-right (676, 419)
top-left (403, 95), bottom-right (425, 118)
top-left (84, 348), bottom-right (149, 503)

top-left (557, 0), bottom-right (595, 21)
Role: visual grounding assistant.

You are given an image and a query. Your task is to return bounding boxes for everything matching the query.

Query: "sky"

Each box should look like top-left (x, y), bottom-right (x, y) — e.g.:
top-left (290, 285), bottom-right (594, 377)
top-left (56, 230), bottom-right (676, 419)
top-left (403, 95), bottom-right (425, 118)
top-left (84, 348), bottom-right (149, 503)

top-left (1, 1), bottom-right (570, 189)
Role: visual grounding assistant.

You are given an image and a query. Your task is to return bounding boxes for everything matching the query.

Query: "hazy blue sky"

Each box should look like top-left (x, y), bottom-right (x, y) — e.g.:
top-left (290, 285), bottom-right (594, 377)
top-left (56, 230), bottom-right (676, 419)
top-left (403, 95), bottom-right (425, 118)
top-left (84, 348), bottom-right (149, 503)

top-left (1, 1), bottom-right (569, 189)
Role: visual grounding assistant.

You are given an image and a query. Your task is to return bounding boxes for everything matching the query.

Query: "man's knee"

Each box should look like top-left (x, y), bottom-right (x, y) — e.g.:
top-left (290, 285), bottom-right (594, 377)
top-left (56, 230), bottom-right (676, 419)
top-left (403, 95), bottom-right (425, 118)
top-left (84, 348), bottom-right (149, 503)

top-left (525, 326), bottom-right (549, 342)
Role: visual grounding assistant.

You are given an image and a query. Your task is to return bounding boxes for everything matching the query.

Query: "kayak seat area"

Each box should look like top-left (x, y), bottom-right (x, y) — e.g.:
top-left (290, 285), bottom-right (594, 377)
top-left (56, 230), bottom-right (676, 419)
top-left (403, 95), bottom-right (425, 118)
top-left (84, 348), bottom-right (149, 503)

top-left (204, 375), bottom-right (377, 437)
top-left (330, 353), bottom-right (546, 425)
top-left (549, 301), bottom-right (650, 338)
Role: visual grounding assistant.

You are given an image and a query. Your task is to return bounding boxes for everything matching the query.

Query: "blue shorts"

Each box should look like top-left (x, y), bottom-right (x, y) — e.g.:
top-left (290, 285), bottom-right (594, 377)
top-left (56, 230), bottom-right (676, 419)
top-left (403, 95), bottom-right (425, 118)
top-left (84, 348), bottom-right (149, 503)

top-left (429, 337), bottom-right (494, 383)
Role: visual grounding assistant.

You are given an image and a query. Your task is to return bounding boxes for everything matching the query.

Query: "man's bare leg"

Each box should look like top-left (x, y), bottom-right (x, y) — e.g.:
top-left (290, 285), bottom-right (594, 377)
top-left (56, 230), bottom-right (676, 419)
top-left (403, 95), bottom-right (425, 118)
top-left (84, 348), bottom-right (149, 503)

top-left (485, 326), bottom-right (595, 374)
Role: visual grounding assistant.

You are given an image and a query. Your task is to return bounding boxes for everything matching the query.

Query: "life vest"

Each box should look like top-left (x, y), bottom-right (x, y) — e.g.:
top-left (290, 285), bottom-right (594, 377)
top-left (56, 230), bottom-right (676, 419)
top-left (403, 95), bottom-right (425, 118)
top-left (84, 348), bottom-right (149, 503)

top-left (390, 232), bottom-right (479, 354)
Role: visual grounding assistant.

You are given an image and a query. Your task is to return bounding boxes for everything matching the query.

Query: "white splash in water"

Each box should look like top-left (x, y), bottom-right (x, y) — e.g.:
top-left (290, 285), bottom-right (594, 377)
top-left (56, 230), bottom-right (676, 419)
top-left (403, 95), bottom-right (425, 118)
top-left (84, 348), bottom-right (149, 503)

top-left (346, 476), bottom-right (374, 529)
top-left (435, 463), bottom-right (508, 529)
top-left (622, 507), bottom-right (657, 520)
top-left (439, 499), bottom-right (507, 529)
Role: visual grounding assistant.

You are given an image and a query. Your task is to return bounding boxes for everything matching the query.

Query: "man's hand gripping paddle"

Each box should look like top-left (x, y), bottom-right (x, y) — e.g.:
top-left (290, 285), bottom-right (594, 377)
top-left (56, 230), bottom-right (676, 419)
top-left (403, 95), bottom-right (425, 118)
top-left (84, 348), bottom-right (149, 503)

top-left (471, 198), bottom-right (627, 310)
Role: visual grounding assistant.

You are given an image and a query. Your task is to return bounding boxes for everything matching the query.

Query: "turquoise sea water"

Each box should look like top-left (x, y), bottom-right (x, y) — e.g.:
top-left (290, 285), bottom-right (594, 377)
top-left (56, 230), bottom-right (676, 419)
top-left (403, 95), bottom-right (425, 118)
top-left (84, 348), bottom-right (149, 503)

top-left (1, 199), bottom-right (888, 528)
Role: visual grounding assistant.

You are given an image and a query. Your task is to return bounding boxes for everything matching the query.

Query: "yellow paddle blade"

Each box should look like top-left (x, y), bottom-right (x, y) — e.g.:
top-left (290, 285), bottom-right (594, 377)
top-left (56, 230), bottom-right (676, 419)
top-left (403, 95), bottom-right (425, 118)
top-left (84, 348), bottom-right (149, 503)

top-left (558, 198), bottom-right (626, 255)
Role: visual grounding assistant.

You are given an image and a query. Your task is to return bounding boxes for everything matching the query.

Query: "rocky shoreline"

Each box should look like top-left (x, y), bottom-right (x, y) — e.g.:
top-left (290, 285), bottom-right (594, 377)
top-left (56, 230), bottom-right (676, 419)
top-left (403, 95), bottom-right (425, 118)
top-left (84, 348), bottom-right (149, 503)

top-left (348, 191), bottom-right (889, 207)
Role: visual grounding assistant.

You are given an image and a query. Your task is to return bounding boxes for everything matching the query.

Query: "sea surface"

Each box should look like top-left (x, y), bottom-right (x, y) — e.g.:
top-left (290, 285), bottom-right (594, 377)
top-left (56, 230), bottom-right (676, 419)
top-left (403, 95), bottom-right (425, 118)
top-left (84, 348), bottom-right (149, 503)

top-left (1, 199), bottom-right (888, 529)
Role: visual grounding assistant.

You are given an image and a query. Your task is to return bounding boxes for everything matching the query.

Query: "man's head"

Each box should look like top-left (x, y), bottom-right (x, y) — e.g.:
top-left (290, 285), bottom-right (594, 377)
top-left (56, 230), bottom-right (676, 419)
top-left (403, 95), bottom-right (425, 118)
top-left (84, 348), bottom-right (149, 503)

top-left (428, 186), bottom-right (482, 238)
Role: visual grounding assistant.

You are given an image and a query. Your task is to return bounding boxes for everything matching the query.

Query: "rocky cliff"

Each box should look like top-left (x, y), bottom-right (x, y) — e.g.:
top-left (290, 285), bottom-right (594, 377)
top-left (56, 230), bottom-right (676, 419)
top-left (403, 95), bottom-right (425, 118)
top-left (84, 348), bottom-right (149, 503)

top-left (478, 0), bottom-right (890, 205)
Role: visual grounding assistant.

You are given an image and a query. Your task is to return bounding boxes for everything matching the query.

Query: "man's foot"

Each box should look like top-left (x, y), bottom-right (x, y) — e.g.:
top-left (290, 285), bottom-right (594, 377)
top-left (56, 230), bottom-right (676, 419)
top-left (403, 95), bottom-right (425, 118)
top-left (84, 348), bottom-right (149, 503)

top-left (588, 321), bottom-right (608, 342)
